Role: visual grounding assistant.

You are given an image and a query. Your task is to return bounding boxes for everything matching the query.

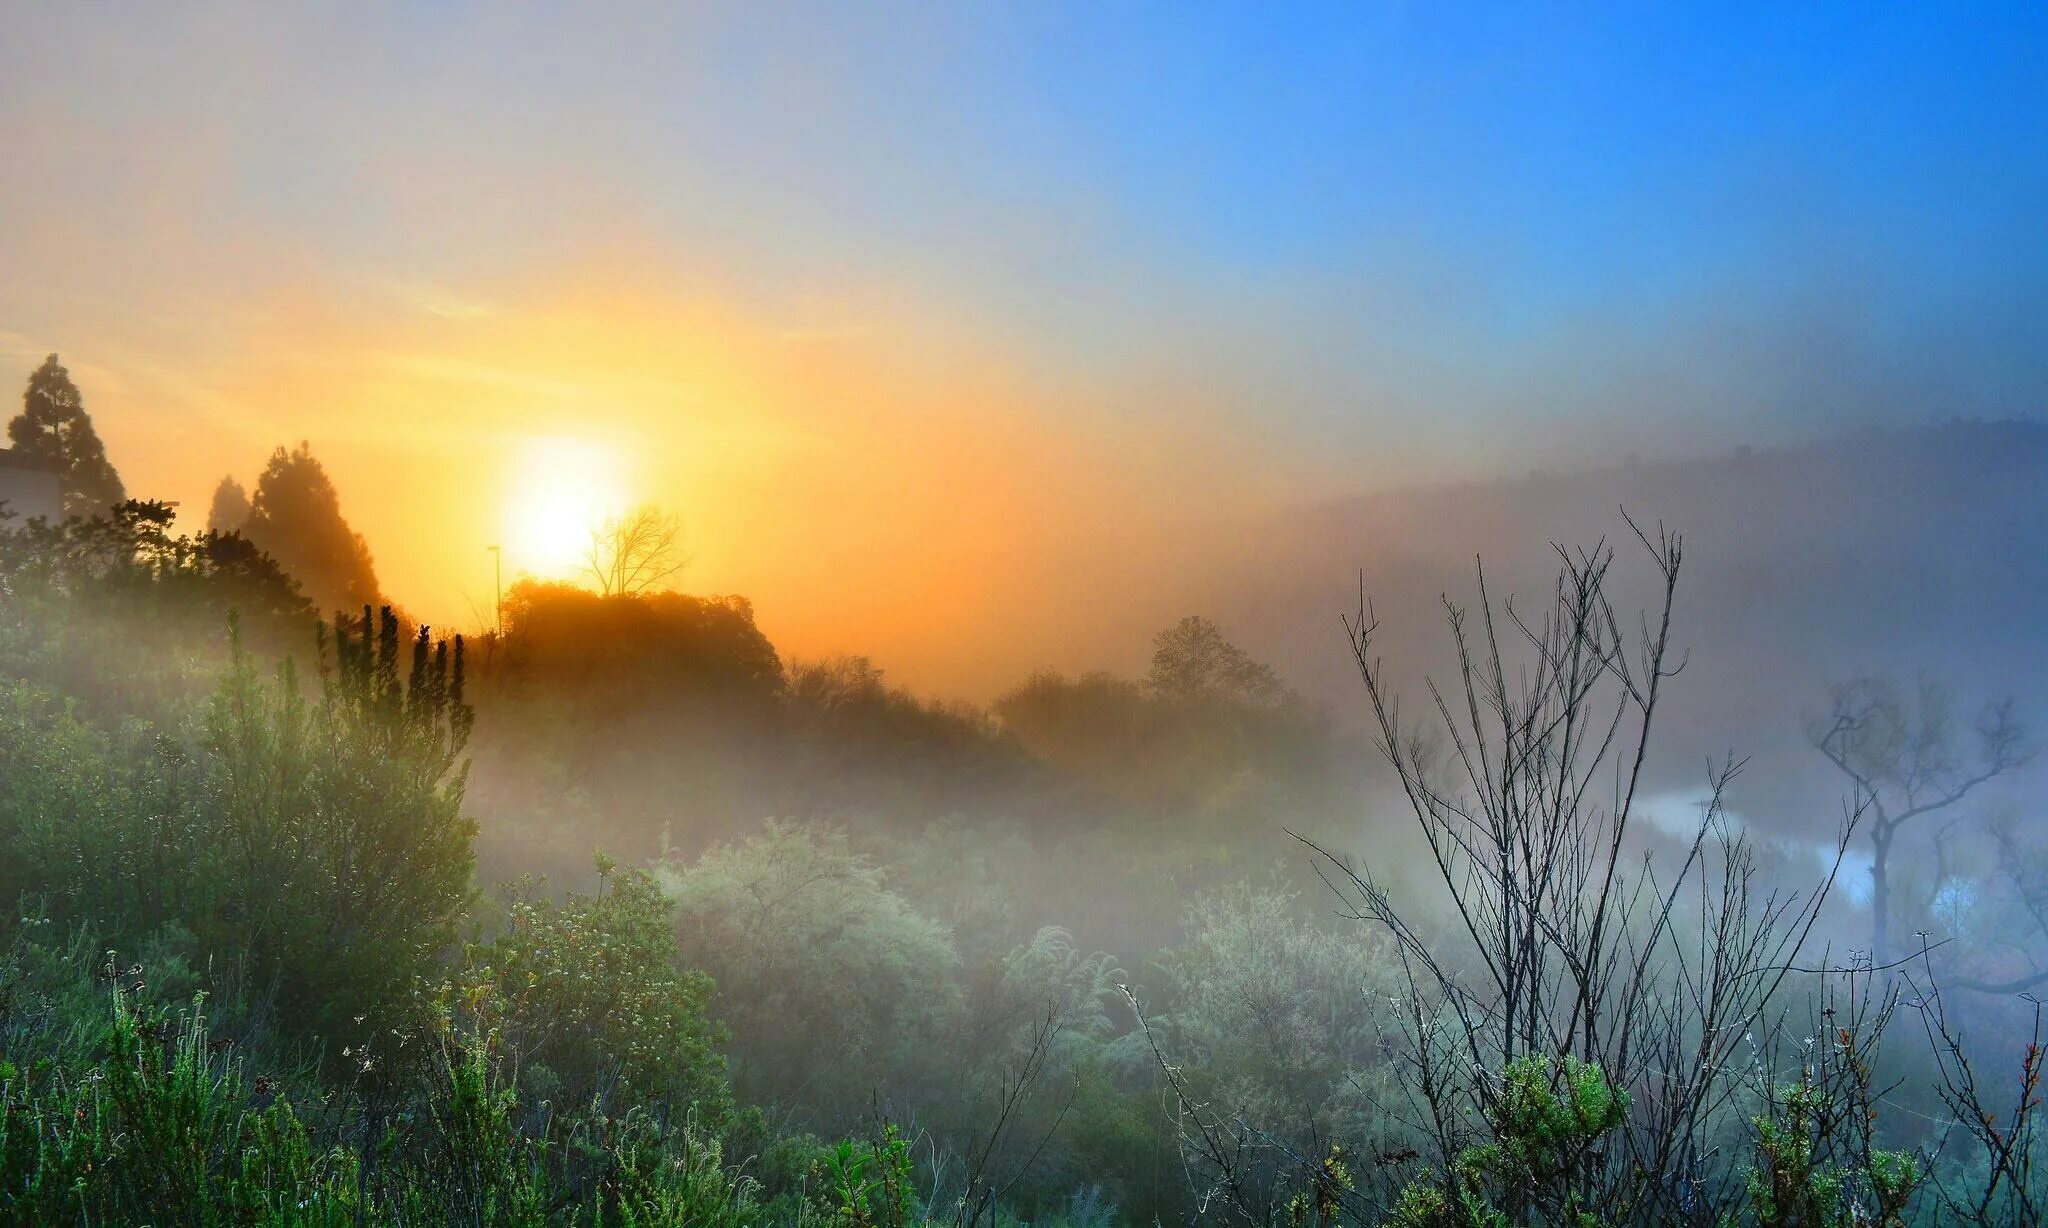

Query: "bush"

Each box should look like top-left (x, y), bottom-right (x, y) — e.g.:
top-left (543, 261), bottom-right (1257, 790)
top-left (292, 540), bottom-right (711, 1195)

top-left (202, 607), bottom-right (476, 1042)
top-left (659, 822), bottom-right (960, 1128)
top-left (444, 858), bottom-right (729, 1118)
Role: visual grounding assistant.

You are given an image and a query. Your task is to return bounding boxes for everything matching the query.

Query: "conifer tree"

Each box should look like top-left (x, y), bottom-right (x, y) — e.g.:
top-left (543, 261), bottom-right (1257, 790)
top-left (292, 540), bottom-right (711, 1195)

top-left (8, 354), bottom-right (126, 516)
top-left (206, 474), bottom-right (252, 532)
top-left (242, 442), bottom-right (380, 616)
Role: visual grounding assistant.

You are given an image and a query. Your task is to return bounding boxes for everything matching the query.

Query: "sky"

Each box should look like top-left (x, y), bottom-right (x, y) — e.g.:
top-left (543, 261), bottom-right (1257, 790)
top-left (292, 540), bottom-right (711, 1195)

top-left (3, 3), bottom-right (2045, 694)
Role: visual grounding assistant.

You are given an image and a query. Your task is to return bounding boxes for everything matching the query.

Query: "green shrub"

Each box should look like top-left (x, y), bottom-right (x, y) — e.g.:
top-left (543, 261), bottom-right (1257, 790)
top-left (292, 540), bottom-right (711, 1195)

top-left (203, 607), bottom-right (476, 1042)
top-left (443, 857), bottom-right (729, 1118)
top-left (658, 822), bottom-right (960, 1127)
top-left (0, 975), bottom-right (360, 1225)
top-left (1387, 1056), bottom-right (1629, 1228)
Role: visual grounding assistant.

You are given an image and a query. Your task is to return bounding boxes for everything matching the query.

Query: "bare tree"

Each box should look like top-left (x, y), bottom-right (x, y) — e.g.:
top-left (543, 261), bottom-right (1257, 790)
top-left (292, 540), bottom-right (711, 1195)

top-left (1142, 522), bottom-right (1854, 1225)
top-left (1937, 814), bottom-right (2048, 995)
top-left (1810, 675), bottom-right (2033, 969)
top-left (1331, 524), bottom-right (1853, 1222)
top-left (1892, 938), bottom-right (2048, 1224)
top-left (579, 503), bottom-right (688, 597)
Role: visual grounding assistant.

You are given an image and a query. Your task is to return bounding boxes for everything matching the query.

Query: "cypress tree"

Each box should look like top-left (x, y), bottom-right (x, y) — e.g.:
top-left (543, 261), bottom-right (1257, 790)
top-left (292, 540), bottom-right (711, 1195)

top-left (242, 442), bottom-right (380, 616)
top-left (8, 354), bottom-right (126, 516)
top-left (207, 475), bottom-right (252, 532)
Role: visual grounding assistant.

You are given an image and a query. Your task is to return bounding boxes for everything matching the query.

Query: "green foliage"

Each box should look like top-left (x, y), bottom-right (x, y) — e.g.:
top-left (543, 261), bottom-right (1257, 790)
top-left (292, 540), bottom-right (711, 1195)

top-left (8, 353), bottom-right (124, 517)
top-left (0, 499), bottom-right (314, 719)
top-left (0, 603), bottom-right (480, 1047)
top-left (1157, 884), bottom-right (1398, 1164)
top-left (658, 822), bottom-right (960, 1126)
top-left (1478, 1055), bottom-right (1631, 1194)
top-left (0, 976), bottom-right (362, 1224)
top-left (0, 681), bottom-right (214, 933)
top-left (1284, 1146), bottom-right (1355, 1228)
top-left (1387, 1056), bottom-right (1629, 1228)
top-left (205, 606), bottom-right (476, 1039)
top-left (824, 1123), bottom-right (917, 1228)
top-left (1742, 1075), bottom-right (1921, 1228)
top-left (445, 859), bottom-right (729, 1117)
top-left (0, 944), bottom-right (771, 1226)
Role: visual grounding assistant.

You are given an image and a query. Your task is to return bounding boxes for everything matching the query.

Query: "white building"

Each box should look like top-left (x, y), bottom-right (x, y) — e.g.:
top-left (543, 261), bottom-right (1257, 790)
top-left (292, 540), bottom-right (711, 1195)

top-left (0, 449), bottom-right (63, 527)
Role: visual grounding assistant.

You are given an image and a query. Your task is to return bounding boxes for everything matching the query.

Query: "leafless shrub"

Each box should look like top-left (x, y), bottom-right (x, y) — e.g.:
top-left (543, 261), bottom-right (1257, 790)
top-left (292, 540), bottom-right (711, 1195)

top-left (1146, 522), bottom-right (1857, 1224)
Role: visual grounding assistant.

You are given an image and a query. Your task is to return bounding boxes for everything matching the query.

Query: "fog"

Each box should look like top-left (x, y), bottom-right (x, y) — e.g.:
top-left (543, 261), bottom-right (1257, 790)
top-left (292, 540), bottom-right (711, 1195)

top-left (6, 5), bottom-right (2048, 1224)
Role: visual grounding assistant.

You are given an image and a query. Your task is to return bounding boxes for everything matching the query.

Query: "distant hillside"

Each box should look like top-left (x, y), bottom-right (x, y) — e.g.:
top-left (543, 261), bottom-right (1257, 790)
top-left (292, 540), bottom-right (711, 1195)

top-left (1196, 419), bottom-right (2048, 835)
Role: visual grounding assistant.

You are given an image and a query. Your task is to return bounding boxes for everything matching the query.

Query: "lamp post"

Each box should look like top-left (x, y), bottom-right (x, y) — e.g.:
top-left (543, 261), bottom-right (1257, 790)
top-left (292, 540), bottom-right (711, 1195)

top-left (487, 544), bottom-right (502, 637)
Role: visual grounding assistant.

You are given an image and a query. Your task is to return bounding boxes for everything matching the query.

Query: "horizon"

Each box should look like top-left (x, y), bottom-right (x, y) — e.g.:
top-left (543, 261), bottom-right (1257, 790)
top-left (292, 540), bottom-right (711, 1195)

top-left (5, 4), bottom-right (2047, 695)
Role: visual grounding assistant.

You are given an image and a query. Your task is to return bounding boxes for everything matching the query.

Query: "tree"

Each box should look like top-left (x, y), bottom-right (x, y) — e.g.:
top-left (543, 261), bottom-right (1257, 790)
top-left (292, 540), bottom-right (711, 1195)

top-left (580, 503), bottom-right (687, 597)
top-left (998, 621), bottom-right (1335, 825)
top-left (241, 442), bottom-right (380, 616)
top-left (1145, 615), bottom-right (1286, 707)
top-left (206, 475), bottom-right (251, 532)
top-left (1811, 674), bottom-right (2033, 968)
top-left (500, 579), bottom-right (783, 698)
top-left (656, 821), bottom-right (960, 1127)
top-left (1947, 815), bottom-right (2048, 993)
top-left (0, 499), bottom-right (315, 720)
top-left (1155, 884), bottom-right (1398, 1184)
top-left (8, 354), bottom-right (125, 517)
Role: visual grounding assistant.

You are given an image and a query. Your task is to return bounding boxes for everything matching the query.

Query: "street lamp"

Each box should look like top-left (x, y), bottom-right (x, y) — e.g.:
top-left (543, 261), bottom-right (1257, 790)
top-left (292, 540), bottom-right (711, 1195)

top-left (487, 544), bottom-right (502, 637)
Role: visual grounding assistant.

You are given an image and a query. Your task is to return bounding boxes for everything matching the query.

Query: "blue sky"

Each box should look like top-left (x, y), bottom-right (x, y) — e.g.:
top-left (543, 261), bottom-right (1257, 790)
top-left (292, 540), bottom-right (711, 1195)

top-left (7, 3), bottom-right (2044, 448)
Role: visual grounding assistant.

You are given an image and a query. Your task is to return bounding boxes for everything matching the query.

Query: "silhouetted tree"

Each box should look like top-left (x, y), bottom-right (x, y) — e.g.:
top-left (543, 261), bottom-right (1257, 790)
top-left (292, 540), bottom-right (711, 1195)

top-left (500, 580), bottom-right (782, 698)
top-left (1811, 674), bottom-right (2034, 968)
top-left (8, 354), bottom-right (125, 516)
top-left (1145, 615), bottom-right (1286, 707)
top-left (29, 499), bottom-right (308, 620)
top-left (206, 475), bottom-right (251, 532)
top-left (581, 503), bottom-right (687, 596)
top-left (999, 619), bottom-right (1334, 823)
top-left (241, 442), bottom-right (380, 615)
top-left (0, 498), bottom-right (315, 708)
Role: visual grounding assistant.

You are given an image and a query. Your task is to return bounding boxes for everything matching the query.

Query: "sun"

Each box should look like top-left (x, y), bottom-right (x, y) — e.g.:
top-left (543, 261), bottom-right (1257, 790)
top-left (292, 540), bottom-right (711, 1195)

top-left (503, 436), bottom-right (628, 579)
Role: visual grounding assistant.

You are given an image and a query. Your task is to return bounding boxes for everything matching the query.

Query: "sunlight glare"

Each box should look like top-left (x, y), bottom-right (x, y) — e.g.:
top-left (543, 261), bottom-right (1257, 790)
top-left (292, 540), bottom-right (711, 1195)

top-left (504, 437), bottom-right (628, 579)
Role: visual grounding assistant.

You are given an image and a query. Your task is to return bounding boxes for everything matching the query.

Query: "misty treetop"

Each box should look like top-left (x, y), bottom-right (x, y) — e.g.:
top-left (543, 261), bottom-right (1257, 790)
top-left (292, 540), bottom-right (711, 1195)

top-left (207, 473), bottom-right (252, 533)
top-left (238, 441), bottom-right (382, 617)
top-left (1146, 614), bottom-right (1292, 708)
top-left (8, 354), bottom-right (125, 517)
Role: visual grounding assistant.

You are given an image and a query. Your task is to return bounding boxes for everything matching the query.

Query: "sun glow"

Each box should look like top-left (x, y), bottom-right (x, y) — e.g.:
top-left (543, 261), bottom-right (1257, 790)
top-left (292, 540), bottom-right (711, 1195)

top-left (504, 436), bottom-right (628, 580)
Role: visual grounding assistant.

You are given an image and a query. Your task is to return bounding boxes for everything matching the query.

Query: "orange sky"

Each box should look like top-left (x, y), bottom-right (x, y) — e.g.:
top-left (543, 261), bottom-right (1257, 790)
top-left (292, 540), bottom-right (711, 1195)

top-left (1, 262), bottom-right (1302, 698)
